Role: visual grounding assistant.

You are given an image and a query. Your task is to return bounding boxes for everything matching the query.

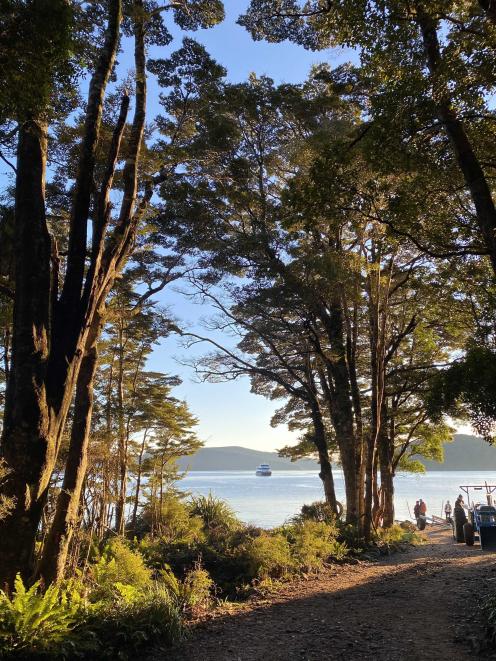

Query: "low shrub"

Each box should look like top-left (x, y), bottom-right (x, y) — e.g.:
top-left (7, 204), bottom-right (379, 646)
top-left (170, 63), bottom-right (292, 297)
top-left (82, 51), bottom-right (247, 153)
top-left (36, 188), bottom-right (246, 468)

top-left (83, 585), bottom-right (183, 659)
top-left (286, 520), bottom-right (338, 570)
top-left (327, 539), bottom-right (350, 561)
top-left (137, 535), bottom-right (249, 597)
top-left (136, 496), bottom-right (204, 543)
top-left (292, 501), bottom-right (337, 525)
top-left (482, 593), bottom-right (496, 652)
top-left (243, 532), bottom-right (294, 580)
top-left (336, 521), bottom-right (364, 552)
top-left (0, 574), bottom-right (184, 660)
top-left (376, 524), bottom-right (424, 548)
top-left (161, 563), bottom-right (213, 612)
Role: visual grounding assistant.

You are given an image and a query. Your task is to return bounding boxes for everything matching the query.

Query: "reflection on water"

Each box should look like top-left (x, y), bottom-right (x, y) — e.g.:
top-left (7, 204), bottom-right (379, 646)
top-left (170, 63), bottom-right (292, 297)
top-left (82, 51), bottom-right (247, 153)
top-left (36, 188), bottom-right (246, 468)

top-left (178, 470), bottom-right (496, 528)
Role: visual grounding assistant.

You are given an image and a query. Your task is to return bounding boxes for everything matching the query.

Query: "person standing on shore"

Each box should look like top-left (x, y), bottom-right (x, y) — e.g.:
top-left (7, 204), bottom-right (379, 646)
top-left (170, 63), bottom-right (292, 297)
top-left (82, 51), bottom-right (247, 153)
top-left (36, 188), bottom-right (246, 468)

top-left (419, 499), bottom-right (427, 516)
top-left (413, 501), bottom-right (420, 520)
top-left (444, 500), bottom-right (452, 520)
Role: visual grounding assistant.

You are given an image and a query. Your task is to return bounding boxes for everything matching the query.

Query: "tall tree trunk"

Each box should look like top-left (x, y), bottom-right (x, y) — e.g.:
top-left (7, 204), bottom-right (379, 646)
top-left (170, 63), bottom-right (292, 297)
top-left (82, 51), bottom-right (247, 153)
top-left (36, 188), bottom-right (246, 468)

top-left (342, 290), bottom-right (366, 526)
top-left (259, 231), bottom-right (361, 528)
top-left (131, 428), bottom-right (148, 532)
top-left (317, 359), bottom-right (359, 528)
top-left (2, 326), bottom-right (10, 380)
top-left (364, 249), bottom-right (381, 540)
top-left (322, 303), bottom-right (360, 528)
top-left (36, 311), bottom-right (102, 584)
top-left (0, 1), bottom-right (122, 588)
top-left (115, 323), bottom-right (127, 534)
top-left (111, 0), bottom-right (147, 534)
top-left (0, 118), bottom-right (52, 586)
top-left (372, 450), bottom-right (381, 527)
top-left (378, 403), bottom-right (395, 527)
top-left (310, 404), bottom-right (338, 514)
top-left (54, 0), bottom-right (122, 368)
top-left (363, 433), bottom-right (376, 541)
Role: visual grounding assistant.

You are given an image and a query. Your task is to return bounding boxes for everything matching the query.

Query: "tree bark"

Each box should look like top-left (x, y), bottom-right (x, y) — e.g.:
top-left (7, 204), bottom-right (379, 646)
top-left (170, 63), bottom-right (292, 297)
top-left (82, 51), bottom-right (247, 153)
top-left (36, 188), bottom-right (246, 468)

top-left (324, 304), bottom-right (361, 528)
top-left (310, 403), bottom-right (338, 514)
top-left (36, 311), bottom-right (102, 584)
top-left (0, 1), bottom-right (123, 588)
top-left (378, 404), bottom-right (395, 527)
top-left (115, 321), bottom-right (127, 535)
top-left (57, 0), bottom-right (122, 358)
top-left (0, 118), bottom-right (52, 586)
top-left (316, 354), bottom-right (360, 529)
top-left (130, 428), bottom-right (148, 532)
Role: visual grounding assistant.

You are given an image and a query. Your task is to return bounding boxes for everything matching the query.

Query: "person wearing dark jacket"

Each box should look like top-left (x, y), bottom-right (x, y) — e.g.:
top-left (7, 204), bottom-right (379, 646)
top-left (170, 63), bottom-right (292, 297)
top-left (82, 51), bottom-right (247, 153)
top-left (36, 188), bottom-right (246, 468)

top-left (454, 499), bottom-right (467, 525)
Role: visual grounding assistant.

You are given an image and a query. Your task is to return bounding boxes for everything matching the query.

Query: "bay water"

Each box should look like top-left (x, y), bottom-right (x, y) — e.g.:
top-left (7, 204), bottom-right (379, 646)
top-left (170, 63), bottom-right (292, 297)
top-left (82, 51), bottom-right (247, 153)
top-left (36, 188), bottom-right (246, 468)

top-left (179, 470), bottom-right (496, 527)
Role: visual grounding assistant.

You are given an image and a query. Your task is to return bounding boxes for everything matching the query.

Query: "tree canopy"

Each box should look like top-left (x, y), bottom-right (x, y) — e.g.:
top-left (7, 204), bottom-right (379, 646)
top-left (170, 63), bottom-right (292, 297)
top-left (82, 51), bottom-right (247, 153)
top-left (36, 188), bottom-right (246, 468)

top-left (0, 0), bottom-right (494, 595)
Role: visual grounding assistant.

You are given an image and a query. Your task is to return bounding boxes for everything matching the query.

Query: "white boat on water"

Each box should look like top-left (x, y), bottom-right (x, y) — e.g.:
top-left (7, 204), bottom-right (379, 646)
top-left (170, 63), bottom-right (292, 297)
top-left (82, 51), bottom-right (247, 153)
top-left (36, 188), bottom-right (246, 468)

top-left (256, 463), bottom-right (272, 476)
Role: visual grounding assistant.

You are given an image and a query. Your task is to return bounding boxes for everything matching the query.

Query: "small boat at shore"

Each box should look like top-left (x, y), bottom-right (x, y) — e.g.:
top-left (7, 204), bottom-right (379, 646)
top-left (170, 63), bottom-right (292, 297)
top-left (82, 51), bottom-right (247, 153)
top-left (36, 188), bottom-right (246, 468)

top-left (256, 463), bottom-right (272, 476)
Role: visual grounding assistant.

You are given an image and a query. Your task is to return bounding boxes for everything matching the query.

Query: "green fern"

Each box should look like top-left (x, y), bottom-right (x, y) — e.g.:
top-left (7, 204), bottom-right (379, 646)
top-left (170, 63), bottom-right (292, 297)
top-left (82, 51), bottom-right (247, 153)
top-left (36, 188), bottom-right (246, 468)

top-left (0, 574), bottom-right (86, 654)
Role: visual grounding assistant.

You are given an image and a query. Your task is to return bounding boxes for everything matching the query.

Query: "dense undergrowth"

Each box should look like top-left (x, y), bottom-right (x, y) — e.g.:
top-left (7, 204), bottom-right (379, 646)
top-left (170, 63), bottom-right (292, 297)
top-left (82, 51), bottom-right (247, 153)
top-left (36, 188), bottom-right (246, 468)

top-left (0, 496), bottom-right (422, 658)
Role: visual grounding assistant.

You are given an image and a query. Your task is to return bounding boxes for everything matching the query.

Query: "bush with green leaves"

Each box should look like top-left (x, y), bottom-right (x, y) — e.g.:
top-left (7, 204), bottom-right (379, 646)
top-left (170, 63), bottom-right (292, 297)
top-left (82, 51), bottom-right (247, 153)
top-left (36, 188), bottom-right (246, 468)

top-left (137, 495), bottom-right (204, 543)
top-left (326, 539), bottom-right (350, 561)
top-left (243, 532), bottom-right (294, 580)
top-left (0, 573), bottom-right (184, 660)
top-left (375, 524), bottom-right (424, 548)
top-left (139, 529), bottom-right (256, 598)
top-left (286, 520), bottom-right (343, 570)
top-left (161, 563), bottom-right (213, 612)
top-left (336, 521), bottom-right (364, 552)
top-left (0, 574), bottom-right (86, 657)
top-left (83, 585), bottom-right (183, 659)
top-left (90, 538), bottom-right (152, 600)
top-left (482, 593), bottom-right (496, 650)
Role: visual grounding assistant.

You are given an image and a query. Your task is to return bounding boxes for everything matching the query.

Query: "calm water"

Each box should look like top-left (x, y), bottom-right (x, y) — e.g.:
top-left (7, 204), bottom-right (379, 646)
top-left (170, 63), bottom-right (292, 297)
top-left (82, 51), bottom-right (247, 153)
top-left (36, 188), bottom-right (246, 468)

top-left (178, 470), bottom-right (496, 527)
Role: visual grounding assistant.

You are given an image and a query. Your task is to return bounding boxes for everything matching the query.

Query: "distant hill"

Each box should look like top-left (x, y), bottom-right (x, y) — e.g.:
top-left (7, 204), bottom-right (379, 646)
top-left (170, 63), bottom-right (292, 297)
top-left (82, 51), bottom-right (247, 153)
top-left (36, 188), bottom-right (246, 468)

top-left (177, 435), bottom-right (496, 472)
top-left (176, 446), bottom-right (318, 472)
top-left (421, 434), bottom-right (496, 471)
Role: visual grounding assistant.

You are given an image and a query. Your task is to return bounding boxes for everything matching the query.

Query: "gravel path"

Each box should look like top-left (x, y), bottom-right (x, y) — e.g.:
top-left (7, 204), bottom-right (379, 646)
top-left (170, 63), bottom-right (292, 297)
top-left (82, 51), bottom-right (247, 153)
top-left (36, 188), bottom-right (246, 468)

top-left (163, 528), bottom-right (496, 661)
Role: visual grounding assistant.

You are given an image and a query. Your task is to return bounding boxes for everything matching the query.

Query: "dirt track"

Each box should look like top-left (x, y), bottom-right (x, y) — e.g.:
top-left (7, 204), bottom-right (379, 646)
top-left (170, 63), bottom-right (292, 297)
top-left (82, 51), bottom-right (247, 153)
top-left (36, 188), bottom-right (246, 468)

top-left (163, 528), bottom-right (496, 661)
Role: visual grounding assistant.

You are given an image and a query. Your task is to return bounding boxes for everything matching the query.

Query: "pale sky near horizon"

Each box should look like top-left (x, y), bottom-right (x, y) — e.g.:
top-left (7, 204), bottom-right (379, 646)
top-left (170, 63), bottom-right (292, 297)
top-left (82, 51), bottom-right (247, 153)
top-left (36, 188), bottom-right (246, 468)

top-left (0, 2), bottom-right (473, 452)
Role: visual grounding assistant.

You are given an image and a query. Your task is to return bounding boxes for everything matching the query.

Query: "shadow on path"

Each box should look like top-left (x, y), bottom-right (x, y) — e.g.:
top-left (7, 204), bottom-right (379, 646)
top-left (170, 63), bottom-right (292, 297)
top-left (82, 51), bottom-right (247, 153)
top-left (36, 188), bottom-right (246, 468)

top-left (160, 529), bottom-right (495, 661)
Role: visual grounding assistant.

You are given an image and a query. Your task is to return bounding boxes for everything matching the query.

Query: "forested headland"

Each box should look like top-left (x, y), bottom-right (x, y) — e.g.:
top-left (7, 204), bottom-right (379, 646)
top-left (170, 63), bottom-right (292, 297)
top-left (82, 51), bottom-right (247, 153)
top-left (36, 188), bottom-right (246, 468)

top-left (2, 1), bottom-right (496, 658)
